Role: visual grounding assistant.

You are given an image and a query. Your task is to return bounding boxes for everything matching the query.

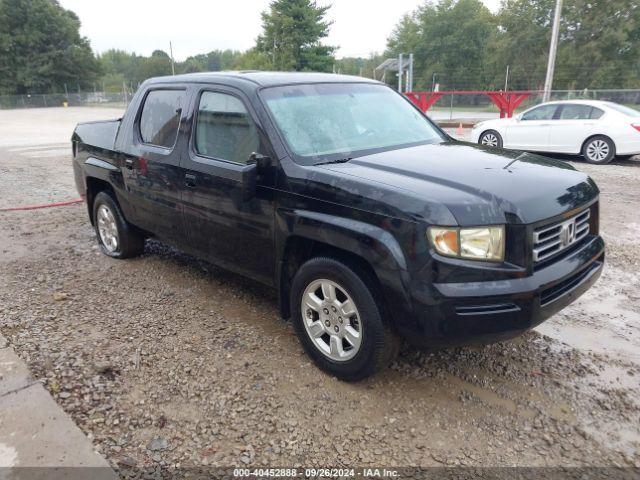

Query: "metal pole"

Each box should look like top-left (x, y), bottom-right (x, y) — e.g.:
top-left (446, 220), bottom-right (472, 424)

top-left (408, 53), bottom-right (414, 92)
top-left (398, 54), bottom-right (403, 93)
top-left (449, 92), bottom-right (454, 120)
top-left (543, 0), bottom-right (562, 102)
top-left (431, 73), bottom-right (437, 92)
top-left (504, 65), bottom-right (510, 92)
top-left (169, 41), bottom-right (176, 75)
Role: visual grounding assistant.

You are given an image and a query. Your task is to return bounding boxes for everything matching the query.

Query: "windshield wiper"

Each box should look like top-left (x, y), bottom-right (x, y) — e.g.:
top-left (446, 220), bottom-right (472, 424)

top-left (313, 157), bottom-right (353, 166)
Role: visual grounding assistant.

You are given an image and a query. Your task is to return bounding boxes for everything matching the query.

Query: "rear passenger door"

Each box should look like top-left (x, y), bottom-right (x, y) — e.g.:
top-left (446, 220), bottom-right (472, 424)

top-left (181, 87), bottom-right (276, 284)
top-left (121, 87), bottom-right (189, 242)
top-left (547, 104), bottom-right (604, 153)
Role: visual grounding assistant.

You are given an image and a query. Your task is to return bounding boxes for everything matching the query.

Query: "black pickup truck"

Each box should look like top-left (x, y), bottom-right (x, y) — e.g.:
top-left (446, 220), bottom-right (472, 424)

top-left (72, 72), bottom-right (604, 380)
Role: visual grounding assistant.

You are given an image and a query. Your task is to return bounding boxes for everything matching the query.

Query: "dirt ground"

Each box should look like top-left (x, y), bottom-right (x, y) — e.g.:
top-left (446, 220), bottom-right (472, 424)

top-left (0, 107), bottom-right (639, 469)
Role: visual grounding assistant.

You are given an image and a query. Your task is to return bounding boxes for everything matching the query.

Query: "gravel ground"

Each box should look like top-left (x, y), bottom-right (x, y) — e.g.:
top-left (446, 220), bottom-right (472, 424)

top-left (0, 108), bottom-right (639, 470)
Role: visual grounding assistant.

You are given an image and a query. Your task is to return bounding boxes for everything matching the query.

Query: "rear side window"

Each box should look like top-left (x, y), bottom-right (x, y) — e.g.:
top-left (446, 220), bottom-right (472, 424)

top-left (195, 91), bottom-right (259, 164)
top-left (522, 104), bottom-right (557, 121)
top-left (139, 89), bottom-right (185, 148)
top-left (558, 104), bottom-right (593, 120)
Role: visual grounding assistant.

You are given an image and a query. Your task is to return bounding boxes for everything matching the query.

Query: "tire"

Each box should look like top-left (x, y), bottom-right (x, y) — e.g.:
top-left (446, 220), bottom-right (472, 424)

top-left (92, 191), bottom-right (144, 259)
top-left (290, 257), bottom-right (399, 381)
top-left (582, 135), bottom-right (615, 164)
top-left (479, 130), bottom-right (503, 148)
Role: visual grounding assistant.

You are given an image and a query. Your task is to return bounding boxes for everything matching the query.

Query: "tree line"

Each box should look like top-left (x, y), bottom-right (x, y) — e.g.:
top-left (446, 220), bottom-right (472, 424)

top-left (386, 0), bottom-right (640, 91)
top-left (0, 0), bottom-right (638, 96)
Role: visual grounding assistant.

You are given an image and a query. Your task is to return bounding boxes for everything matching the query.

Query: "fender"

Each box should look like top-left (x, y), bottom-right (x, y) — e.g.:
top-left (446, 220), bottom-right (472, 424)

top-left (276, 208), bottom-right (415, 327)
top-left (82, 156), bottom-right (131, 222)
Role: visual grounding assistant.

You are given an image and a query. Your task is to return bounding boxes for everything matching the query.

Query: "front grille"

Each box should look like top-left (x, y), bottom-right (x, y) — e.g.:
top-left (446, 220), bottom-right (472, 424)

top-left (533, 209), bottom-right (590, 263)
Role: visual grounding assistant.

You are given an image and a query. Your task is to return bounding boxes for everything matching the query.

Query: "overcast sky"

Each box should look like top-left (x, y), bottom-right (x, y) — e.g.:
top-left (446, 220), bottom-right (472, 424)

top-left (59, 0), bottom-right (501, 61)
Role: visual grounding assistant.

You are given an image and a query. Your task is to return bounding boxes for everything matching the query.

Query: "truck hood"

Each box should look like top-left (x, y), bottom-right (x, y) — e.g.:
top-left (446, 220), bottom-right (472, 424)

top-left (319, 141), bottom-right (599, 225)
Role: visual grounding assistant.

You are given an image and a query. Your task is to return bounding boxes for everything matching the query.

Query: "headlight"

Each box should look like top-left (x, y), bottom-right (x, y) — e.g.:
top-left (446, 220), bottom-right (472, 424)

top-left (428, 226), bottom-right (505, 261)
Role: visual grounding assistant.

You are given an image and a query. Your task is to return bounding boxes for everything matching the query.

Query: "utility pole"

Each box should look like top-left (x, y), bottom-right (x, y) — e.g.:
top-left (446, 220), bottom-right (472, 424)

top-left (169, 41), bottom-right (176, 75)
top-left (543, 0), bottom-right (562, 102)
top-left (408, 53), bottom-right (414, 92)
top-left (504, 65), bottom-right (510, 92)
top-left (398, 53), bottom-right (404, 93)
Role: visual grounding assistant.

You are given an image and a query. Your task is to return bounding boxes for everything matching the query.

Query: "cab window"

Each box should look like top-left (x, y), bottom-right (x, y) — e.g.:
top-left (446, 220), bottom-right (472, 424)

top-left (195, 91), bottom-right (259, 164)
top-left (139, 89), bottom-right (185, 148)
top-left (521, 105), bottom-right (557, 121)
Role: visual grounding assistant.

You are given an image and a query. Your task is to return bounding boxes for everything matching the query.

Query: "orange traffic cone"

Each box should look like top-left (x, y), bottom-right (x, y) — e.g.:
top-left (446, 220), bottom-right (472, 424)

top-left (456, 122), bottom-right (463, 136)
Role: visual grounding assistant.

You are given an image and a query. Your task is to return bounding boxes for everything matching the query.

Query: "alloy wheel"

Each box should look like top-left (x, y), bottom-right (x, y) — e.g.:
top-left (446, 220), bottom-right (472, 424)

top-left (97, 204), bottom-right (119, 252)
top-left (481, 133), bottom-right (499, 147)
top-left (586, 139), bottom-right (610, 162)
top-left (301, 279), bottom-right (362, 362)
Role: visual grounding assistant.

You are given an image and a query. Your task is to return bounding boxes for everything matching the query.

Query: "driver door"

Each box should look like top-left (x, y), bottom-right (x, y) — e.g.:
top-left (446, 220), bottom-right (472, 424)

top-left (506, 104), bottom-right (559, 151)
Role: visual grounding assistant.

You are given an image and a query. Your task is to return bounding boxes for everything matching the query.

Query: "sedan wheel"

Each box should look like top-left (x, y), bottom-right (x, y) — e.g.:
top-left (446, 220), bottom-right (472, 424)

top-left (479, 130), bottom-right (503, 148)
top-left (583, 136), bottom-right (615, 164)
top-left (301, 279), bottom-right (362, 362)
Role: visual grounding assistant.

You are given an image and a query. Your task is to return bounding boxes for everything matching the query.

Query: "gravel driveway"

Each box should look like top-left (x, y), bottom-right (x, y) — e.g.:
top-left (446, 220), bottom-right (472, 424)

top-left (0, 108), bottom-right (639, 470)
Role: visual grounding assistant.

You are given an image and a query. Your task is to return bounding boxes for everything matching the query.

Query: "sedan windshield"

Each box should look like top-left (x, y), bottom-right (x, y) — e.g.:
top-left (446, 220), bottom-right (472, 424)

top-left (260, 83), bottom-right (444, 164)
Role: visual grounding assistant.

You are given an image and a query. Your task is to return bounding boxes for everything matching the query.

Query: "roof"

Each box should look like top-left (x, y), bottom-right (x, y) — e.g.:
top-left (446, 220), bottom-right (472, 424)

top-left (147, 71), bottom-right (381, 88)
top-left (542, 99), bottom-right (613, 107)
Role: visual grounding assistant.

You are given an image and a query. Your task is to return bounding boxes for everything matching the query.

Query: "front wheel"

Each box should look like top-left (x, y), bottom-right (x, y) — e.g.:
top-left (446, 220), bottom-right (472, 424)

top-left (582, 135), bottom-right (615, 164)
top-left (479, 130), bottom-right (503, 148)
top-left (290, 257), bottom-right (399, 381)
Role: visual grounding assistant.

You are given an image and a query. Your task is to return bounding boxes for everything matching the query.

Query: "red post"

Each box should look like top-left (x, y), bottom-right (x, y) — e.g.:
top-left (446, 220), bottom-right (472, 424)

top-left (405, 92), bottom-right (444, 113)
top-left (406, 90), bottom-right (534, 118)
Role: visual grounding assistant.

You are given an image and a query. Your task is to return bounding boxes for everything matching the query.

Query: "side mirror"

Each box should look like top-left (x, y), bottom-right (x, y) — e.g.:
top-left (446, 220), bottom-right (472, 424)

top-left (240, 153), bottom-right (271, 201)
top-left (248, 152), bottom-right (271, 170)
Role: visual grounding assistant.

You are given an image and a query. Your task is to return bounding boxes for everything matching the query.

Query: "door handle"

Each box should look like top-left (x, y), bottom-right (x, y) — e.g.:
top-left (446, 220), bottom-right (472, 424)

top-left (125, 158), bottom-right (134, 170)
top-left (185, 173), bottom-right (197, 187)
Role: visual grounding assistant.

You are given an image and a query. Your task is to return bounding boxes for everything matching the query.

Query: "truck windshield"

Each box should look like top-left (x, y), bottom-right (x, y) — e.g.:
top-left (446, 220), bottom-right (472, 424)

top-left (261, 83), bottom-right (445, 165)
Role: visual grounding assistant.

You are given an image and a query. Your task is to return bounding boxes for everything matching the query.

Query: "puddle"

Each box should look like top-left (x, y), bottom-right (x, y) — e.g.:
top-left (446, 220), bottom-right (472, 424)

top-left (536, 288), bottom-right (640, 366)
top-left (536, 320), bottom-right (640, 364)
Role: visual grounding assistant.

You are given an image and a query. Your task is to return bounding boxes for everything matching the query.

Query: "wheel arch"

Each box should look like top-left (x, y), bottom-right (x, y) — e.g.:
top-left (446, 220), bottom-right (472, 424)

top-left (276, 210), bottom-right (412, 328)
top-left (85, 176), bottom-right (116, 225)
top-left (581, 133), bottom-right (616, 155)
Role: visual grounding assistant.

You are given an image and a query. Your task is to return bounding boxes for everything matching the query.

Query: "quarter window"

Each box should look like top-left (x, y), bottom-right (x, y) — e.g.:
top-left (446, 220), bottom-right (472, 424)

top-left (139, 89), bottom-right (185, 148)
top-left (195, 91), bottom-right (259, 164)
top-left (589, 107), bottom-right (604, 119)
top-left (521, 105), bottom-right (557, 121)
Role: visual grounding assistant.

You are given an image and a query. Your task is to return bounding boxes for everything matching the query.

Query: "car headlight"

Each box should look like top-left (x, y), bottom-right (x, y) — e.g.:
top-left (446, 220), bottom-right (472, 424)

top-left (428, 226), bottom-right (505, 261)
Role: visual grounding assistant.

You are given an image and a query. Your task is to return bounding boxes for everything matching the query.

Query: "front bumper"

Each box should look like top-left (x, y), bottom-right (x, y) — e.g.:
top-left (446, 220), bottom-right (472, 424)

top-left (398, 235), bottom-right (605, 348)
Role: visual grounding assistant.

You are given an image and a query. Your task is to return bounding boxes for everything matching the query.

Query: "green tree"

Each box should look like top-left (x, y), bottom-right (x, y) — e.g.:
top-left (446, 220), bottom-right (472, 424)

top-left (256, 0), bottom-right (336, 71)
top-left (0, 0), bottom-right (100, 94)
top-left (386, 0), bottom-right (496, 91)
top-left (556, 0), bottom-right (640, 89)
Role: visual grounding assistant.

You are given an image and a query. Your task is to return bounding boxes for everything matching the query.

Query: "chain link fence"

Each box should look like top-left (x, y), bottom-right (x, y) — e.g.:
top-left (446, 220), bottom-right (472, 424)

top-left (2, 88), bottom-right (639, 118)
top-left (427, 89), bottom-right (640, 121)
top-left (0, 91), bottom-right (134, 110)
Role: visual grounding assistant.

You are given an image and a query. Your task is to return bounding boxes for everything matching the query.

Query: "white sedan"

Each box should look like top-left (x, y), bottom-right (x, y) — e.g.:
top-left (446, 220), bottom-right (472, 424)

top-left (470, 100), bottom-right (640, 164)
